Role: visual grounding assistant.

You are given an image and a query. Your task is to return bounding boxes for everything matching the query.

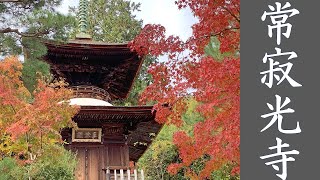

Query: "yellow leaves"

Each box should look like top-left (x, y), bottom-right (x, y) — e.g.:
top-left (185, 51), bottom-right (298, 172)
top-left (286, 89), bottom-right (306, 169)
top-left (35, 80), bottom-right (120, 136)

top-left (0, 56), bottom-right (22, 79)
top-left (150, 140), bottom-right (173, 160)
top-left (184, 98), bottom-right (199, 116)
top-left (0, 134), bottom-right (13, 157)
top-left (48, 138), bottom-right (59, 144)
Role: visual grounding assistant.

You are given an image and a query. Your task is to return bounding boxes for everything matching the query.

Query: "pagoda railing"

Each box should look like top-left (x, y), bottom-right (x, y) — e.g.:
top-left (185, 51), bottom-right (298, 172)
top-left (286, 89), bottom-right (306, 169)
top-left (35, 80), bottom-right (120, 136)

top-left (71, 85), bottom-right (111, 102)
top-left (103, 167), bottom-right (144, 180)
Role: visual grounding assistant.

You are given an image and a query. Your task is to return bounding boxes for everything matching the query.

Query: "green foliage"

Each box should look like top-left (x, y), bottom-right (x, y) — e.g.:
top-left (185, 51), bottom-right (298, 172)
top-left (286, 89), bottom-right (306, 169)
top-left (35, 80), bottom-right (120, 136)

top-left (204, 37), bottom-right (235, 61)
top-left (0, 145), bottom-right (77, 180)
top-left (210, 164), bottom-right (240, 180)
top-left (85, 0), bottom-right (142, 42)
top-left (0, 4), bottom-right (6, 14)
top-left (21, 37), bottom-right (47, 60)
top-left (22, 60), bottom-right (51, 93)
top-left (0, 35), bottom-right (22, 55)
top-left (0, 1), bottom-right (75, 57)
top-left (23, 10), bottom-right (76, 42)
top-left (181, 98), bottom-right (204, 134)
top-left (0, 1), bottom-right (62, 13)
top-left (26, 145), bottom-right (77, 180)
top-left (138, 140), bottom-right (186, 180)
top-left (0, 157), bottom-right (19, 180)
top-left (21, 10), bottom-right (75, 59)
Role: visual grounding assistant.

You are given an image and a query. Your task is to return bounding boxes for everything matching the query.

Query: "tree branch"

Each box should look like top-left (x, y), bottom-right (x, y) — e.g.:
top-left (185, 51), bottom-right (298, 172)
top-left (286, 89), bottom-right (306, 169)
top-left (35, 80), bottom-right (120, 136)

top-left (0, 27), bottom-right (49, 37)
top-left (211, 27), bottom-right (240, 37)
top-left (185, 27), bottom-right (240, 45)
top-left (222, 7), bottom-right (240, 23)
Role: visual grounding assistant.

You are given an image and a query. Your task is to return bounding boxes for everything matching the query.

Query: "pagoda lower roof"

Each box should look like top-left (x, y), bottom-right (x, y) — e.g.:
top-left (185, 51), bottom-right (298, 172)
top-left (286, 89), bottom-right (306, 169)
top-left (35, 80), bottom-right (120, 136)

top-left (43, 40), bottom-right (143, 100)
top-left (74, 106), bottom-right (155, 122)
top-left (73, 106), bottom-right (162, 162)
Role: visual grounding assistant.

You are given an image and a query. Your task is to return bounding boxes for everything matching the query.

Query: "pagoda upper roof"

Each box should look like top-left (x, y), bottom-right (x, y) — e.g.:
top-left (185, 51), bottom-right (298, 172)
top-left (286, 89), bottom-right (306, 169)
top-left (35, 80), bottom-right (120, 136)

top-left (46, 39), bottom-right (129, 48)
top-left (43, 39), bottom-right (143, 100)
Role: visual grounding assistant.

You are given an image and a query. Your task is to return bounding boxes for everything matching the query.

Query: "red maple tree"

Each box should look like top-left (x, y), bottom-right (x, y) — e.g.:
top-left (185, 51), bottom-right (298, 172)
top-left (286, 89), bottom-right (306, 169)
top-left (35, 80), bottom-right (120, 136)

top-left (129, 0), bottom-right (239, 178)
top-left (0, 56), bottom-right (78, 161)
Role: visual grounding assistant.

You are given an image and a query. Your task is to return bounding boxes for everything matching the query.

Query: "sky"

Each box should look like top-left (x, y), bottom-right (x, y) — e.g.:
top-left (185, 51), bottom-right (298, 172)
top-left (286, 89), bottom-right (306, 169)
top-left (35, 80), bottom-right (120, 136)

top-left (57, 0), bottom-right (197, 41)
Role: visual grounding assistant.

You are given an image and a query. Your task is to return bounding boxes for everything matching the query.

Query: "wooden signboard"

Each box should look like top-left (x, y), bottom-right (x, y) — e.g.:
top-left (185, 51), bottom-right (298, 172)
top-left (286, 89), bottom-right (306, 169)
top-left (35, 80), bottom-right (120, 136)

top-left (72, 128), bottom-right (102, 142)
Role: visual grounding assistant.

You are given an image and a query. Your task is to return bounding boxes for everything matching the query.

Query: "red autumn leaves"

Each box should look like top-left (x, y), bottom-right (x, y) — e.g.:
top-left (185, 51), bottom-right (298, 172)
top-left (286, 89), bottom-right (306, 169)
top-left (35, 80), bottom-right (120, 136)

top-left (129, 0), bottom-right (240, 178)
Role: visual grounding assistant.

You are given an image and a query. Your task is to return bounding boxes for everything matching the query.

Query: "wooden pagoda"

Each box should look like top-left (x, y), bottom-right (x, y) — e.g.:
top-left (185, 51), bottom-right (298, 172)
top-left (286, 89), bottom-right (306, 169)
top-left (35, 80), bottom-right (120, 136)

top-left (42, 1), bottom-right (162, 179)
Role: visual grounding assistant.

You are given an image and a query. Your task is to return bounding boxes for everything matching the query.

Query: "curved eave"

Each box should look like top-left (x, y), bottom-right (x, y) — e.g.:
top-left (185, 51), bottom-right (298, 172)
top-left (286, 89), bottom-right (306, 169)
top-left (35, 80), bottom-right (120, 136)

top-left (45, 39), bottom-right (129, 48)
top-left (44, 41), bottom-right (134, 56)
top-left (77, 105), bottom-right (155, 114)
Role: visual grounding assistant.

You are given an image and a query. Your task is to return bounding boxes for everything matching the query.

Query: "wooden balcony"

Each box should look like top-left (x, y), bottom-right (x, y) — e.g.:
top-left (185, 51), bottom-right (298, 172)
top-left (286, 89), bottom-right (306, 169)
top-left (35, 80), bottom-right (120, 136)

top-left (71, 85), bottom-right (111, 102)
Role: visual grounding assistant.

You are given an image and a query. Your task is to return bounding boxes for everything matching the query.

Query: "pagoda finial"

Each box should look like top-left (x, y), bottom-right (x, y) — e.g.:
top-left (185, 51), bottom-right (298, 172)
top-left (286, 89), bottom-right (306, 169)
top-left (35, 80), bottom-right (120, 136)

top-left (76, 0), bottom-right (91, 39)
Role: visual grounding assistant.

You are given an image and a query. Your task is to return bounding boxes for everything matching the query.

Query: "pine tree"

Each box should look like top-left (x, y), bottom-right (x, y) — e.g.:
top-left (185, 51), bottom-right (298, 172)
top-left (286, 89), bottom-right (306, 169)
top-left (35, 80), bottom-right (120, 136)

top-left (0, 0), bottom-right (77, 92)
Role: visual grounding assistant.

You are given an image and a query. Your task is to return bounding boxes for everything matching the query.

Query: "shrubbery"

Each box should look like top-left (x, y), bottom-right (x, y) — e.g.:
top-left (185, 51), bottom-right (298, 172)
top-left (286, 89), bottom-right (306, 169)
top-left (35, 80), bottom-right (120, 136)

top-left (0, 145), bottom-right (77, 180)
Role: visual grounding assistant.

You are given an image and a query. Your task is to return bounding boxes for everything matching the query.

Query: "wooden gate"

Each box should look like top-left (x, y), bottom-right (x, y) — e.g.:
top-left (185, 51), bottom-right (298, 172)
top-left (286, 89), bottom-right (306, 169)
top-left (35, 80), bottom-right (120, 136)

top-left (74, 147), bottom-right (102, 180)
top-left (72, 145), bottom-right (129, 180)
